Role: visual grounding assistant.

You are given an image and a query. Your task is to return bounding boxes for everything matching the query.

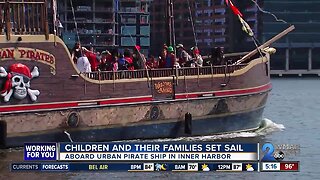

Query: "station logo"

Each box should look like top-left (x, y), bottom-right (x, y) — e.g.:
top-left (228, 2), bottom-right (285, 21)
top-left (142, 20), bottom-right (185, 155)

top-left (261, 143), bottom-right (300, 162)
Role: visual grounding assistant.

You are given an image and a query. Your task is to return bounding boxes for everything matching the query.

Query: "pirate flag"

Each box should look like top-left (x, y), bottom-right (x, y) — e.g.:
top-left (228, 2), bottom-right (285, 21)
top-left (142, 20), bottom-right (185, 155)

top-left (225, 0), bottom-right (254, 37)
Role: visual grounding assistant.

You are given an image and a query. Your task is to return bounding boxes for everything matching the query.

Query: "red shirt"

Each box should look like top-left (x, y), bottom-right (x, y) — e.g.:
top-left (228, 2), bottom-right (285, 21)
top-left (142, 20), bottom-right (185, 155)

top-left (125, 57), bottom-right (134, 70)
top-left (85, 51), bottom-right (98, 71)
top-left (146, 59), bottom-right (159, 69)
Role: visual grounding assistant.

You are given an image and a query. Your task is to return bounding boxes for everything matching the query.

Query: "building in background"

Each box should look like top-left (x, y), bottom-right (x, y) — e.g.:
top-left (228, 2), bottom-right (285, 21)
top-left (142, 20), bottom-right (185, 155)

top-left (192, 0), bottom-right (262, 54)
top-left (262, 0), bottom-right (320, 73)
top-left (194, 0), bottom-right (235, 54)
top-left (150, 0), bottom-right (196, 56)
top-left (117, 0), bottom-right (151, 55)
top-left (57, 0), bottom-right (117, 51)
top-left (150, 0), bottom-right (261, 56)
top-left (231, 0), bottom-right (263, 52)
top-left (57, 0), bottom-right (151, 54)
top-left (56, 0), bottom-right (261, 56)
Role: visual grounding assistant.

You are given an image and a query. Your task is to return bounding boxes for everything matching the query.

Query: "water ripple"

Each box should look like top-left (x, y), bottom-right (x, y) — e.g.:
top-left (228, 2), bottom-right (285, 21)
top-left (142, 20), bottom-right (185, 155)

top-left (125, 118), bottom-right (285, 143)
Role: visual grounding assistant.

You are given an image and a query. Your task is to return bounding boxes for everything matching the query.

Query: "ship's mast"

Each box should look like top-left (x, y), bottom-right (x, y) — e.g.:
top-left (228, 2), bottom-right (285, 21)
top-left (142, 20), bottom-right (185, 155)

top-left (166, 0), bottom-right (175, 47)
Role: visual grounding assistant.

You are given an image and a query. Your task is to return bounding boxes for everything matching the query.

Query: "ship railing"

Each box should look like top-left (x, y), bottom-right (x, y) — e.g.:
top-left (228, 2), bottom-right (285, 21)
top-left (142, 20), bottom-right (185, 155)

top-left (0, 0), bottom-right (49, 40)
top-left (83, 64), bottom-right (247, 81)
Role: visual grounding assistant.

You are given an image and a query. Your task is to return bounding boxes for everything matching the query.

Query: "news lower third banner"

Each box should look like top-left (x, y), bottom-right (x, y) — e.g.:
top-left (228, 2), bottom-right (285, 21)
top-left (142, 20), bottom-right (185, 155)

top-left (24, 142), bottom-right (258, 161)
top-left (11, 162), bottom-right (260, 172)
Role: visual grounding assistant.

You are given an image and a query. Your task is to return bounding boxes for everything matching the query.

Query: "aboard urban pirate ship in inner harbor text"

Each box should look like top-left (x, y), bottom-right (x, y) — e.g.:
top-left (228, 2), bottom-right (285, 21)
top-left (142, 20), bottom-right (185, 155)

top-left (0, 0), bottom-right (294, 148)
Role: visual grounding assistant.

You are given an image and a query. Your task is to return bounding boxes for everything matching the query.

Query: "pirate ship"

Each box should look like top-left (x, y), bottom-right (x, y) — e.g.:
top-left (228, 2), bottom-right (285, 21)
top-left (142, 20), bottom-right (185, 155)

top-left (0, 0), bottom-right (294, 148)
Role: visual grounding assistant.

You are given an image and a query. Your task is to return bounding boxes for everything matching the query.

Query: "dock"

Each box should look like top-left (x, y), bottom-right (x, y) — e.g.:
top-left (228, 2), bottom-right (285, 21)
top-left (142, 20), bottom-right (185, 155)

top-left (271, 70), bottom-right (320, 77)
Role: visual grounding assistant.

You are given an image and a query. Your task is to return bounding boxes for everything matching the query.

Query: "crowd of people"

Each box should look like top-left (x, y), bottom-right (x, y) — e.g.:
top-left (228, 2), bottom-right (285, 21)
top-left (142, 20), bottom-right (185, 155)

top-left (71, 42), bottom-right (206, 73)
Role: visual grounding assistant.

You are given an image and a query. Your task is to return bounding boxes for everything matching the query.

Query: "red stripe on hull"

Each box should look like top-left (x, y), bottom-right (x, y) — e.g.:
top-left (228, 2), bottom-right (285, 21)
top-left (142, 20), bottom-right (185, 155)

top-left (99, 97), bottom-right (153, 105)
top-left (0, 83), bottom-right (271, 113)
top-left (214, 83), bottom-right (272, 96)
top-left (0, 102), bottom-right (78, 113)
top-left (175, 83), bottom-right (272, 99)
top-left (175, 94), bottom-right (199, 99)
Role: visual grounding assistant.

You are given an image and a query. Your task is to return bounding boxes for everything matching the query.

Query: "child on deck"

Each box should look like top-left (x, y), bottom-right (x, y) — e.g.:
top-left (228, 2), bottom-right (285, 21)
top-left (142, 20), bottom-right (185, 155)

top-left (98, 51), bottom-right (110, 71)
top-left (191, 46), bottom-right (203, 67)
top-left (118, 54), bottom-right (127, 70)
top-left (165, 46), bottom-right (176, 68)
top-left (110, 49), bottom-right (119, 72)
top-left (159, 44), bottom-right (168, 68)
top-left (124, 49), bottom-right (134, 71)
top-left (146, 56), bottom-right (159, 69)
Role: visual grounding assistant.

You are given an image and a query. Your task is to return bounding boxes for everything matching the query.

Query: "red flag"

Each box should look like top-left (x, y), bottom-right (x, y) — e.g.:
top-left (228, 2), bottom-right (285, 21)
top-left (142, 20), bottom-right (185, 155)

top-left (225, 0), bottom-right (243, 17)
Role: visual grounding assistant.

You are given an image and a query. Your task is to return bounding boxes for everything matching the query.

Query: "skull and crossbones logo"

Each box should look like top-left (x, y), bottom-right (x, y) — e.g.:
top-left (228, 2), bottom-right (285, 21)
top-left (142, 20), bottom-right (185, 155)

top-left (0, 63), bottom-right (40, 102)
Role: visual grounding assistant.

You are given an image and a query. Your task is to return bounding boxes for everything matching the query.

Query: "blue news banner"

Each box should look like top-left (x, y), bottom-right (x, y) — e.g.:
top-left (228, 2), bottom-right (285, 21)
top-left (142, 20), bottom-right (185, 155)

top-left (12, 142), bottom-right (259, 172)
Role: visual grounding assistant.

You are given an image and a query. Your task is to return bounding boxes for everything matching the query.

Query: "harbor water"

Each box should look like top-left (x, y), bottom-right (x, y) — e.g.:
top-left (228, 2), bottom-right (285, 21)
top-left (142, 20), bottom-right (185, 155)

top-left (0, 78), bottom-right (319, 179)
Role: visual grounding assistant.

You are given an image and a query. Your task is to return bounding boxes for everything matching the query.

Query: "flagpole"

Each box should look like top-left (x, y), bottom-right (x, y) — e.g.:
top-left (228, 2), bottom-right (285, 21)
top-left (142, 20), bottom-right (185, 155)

top-left (236, 25), bottom-right (295, 64)
top-left (53, 0), bottom-right (57, 46)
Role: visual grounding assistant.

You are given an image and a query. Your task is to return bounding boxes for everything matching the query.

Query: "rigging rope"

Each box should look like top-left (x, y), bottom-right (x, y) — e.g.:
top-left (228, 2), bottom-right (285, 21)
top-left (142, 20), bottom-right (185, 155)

top-left (249, 0), bottom-right (289, 59)
top-left (250, 0), bottom-right (288, 24)
top-left (187, 0), bottom-right (197, 46)
top-left (170, 0), bottom-right (176, 54)
top-left (69, 0), bottom-right (81, 46)
top-left (226, 0), bottom-right (265, 63)
top-left (118, 13), bottom-right (150, 86)
top-left (119, 14), bottom-right (137, 49)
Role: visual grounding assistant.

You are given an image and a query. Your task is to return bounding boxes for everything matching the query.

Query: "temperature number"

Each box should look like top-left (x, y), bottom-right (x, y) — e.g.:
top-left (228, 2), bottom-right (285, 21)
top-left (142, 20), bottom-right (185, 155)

top-left (285, 163), bottom-right (294, 170)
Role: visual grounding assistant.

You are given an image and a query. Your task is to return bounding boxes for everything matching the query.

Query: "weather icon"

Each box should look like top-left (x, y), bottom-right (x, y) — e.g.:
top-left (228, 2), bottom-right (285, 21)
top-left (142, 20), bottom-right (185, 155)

top-left (155, 163), bottom-right (167, 171)
top-left (246, 164), bottom-right (254, 171)
top-left (201, 164), bottom-right (210, 171)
